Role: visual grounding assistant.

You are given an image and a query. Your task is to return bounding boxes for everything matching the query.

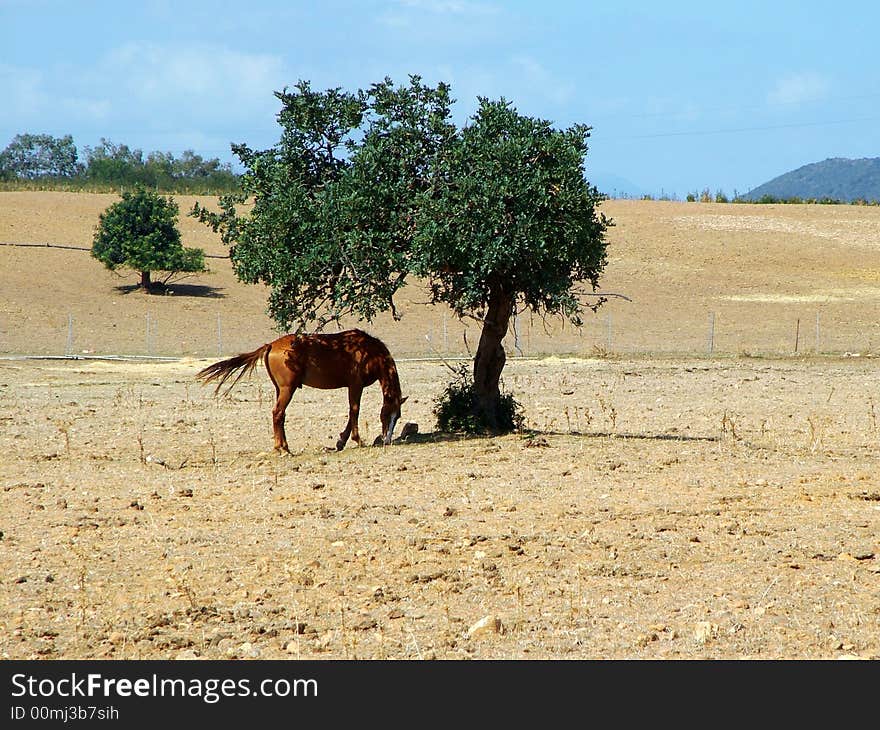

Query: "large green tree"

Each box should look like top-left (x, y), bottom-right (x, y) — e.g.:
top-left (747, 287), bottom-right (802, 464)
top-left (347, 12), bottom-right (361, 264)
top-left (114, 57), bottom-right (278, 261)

top-left (93, 187), bottom-right (206, 291)
top-left (193, 76), bottom-right (610, 430)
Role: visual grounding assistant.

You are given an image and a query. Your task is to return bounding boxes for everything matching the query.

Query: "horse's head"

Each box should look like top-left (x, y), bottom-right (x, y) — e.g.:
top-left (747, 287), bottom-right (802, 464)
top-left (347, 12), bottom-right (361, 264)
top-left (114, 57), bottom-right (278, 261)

top-left (380, 395), bottom-right (408, 445)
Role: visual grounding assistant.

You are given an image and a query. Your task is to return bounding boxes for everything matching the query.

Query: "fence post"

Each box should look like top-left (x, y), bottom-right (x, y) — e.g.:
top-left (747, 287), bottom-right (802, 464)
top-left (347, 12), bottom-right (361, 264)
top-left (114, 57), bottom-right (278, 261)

top-left (707, 311), bottom-right (715, 354)
top-left (66, 313), bottom-right (73, 356)
top-left (794, 318), bottom-right (800, 354)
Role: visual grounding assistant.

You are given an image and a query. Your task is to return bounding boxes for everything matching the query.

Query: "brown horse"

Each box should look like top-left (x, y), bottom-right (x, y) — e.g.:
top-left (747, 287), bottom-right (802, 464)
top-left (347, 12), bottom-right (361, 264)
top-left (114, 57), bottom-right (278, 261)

top-left (196, 329), bottom-right (406, 453)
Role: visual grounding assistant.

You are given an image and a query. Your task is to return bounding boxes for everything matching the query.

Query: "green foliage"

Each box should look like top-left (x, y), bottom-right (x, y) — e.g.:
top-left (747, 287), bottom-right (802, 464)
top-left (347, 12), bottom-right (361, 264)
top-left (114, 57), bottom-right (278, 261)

top-left (433, 364), bottom-right (524, 434)
top-left (0, 133), bottom-right (81, 180)
top-left (194, 77), bottom-right (609, 332)
top-left (0, 132), bottom-right (239, 193)
top-left (412, 97), bottom-right (609, 327)
top-left (194, 76), bottom-right (458, 330)
top-left (83, 139), bottom-right (238, 192)
top-left (92, 187), bottom-right (206, 289)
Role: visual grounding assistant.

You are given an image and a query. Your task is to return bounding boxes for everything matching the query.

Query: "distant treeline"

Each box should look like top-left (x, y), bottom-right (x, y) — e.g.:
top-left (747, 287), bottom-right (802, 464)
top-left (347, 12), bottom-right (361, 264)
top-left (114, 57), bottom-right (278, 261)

top-left (631, 187), bottom-right (880, 206)
top-left (738, 194), bottom-right (880, 206)
top-left (0, 133), bottom-right (240, 194)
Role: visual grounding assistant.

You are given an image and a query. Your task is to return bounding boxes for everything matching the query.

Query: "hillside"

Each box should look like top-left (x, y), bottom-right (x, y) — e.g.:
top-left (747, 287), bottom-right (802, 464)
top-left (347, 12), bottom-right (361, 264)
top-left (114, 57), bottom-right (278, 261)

top-left (3, 192), bottom-right (880, 358)
top-left (744, 157), bottom-right (880, 202)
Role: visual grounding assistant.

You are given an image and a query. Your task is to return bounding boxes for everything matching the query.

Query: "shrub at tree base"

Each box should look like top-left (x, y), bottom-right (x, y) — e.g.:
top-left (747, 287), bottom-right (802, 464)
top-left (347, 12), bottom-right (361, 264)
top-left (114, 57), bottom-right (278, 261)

top-left (433, 364), bottom-right (524, 435)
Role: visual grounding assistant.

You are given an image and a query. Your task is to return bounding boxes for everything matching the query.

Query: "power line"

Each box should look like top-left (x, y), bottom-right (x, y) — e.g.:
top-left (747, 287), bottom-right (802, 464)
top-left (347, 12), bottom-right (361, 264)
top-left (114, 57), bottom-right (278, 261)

top-left (620, 90), bottom-right (880, 121)
top-left (599, 116), bottom-right (880, 140)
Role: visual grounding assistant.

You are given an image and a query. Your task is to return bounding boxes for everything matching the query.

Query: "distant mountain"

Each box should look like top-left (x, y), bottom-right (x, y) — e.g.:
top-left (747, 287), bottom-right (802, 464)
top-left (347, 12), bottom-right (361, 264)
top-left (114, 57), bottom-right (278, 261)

top-left (744, 157), bottom-right (880, 202)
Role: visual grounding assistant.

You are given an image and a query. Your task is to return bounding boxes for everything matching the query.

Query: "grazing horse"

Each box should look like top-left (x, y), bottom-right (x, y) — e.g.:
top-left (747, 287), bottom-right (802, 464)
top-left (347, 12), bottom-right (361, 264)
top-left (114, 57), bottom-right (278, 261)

top-left (196, 329), bottom-right (406, 453)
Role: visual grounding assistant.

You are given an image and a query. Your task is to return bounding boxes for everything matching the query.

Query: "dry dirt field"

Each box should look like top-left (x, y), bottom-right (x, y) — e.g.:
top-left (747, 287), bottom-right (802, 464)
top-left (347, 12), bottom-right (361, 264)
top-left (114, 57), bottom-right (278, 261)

top-left (2, 192), bottom-right (880, 660)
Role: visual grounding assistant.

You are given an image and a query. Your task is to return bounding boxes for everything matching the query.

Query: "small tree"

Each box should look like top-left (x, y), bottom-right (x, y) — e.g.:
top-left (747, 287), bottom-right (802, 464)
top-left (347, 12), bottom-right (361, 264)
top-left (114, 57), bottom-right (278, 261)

top-left (92, 187), bottom-right (206, 291)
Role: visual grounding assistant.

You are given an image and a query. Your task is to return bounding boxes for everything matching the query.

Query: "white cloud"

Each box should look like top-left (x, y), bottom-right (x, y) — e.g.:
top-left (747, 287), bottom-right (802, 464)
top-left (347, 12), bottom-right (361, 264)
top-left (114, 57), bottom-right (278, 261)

top-left (510, 56), bottom-right (575, 107)
top-left (0, 63), bottom-right (110, 134)
top-left (378, 0), bottom-right (500, 31)
top-left (396, 0), bottom-right (499, 15)
top-left (0, 64), bottom-right (48, 120)
top-left (105, 42), bottom-right (286, 116)
top-left (0, 43), bottom-right (290, 156)
top-left (767, 72), bottom-right (831, 106)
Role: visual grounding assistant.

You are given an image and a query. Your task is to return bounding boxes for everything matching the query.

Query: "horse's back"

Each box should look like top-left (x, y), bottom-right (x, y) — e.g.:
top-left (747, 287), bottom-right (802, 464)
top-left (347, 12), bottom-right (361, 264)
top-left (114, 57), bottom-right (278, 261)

top-left (268, 329), bottom-right (390, 389)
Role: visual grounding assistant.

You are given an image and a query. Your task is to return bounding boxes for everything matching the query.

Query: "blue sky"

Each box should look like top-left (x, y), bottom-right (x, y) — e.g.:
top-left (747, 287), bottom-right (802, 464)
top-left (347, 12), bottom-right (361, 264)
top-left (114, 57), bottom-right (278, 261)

top-left (2, 0), bottom-right (879, 198)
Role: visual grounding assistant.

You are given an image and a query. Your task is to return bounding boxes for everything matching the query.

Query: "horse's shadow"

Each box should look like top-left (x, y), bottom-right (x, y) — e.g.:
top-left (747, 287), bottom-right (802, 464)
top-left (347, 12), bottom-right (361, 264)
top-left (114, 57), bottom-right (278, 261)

top-left (389, 431), bottom-right (482, 446)
top-left (114, 283), bottom-right (225, 298)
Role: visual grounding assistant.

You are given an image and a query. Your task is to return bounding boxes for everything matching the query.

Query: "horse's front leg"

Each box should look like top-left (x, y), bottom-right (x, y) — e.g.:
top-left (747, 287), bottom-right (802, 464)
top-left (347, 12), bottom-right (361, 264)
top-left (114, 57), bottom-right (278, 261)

top-left (336, 385), bottom-right (363, 450)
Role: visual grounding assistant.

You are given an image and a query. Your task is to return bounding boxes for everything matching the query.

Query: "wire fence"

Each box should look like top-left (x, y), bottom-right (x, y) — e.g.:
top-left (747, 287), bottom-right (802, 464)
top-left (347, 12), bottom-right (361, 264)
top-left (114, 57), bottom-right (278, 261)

top-left (7, 305), bottom-right (878, 362)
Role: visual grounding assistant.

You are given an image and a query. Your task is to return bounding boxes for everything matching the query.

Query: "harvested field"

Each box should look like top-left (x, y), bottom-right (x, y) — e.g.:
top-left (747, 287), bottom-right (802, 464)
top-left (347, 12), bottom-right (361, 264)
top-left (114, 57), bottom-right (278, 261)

top-left (1, 193), bottom-right (880, 659)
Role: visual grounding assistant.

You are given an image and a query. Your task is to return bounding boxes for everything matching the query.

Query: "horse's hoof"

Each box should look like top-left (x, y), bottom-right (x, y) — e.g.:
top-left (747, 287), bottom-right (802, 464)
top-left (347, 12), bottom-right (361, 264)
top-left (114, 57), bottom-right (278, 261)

top-left (335, 440), bottom-right (346, 451)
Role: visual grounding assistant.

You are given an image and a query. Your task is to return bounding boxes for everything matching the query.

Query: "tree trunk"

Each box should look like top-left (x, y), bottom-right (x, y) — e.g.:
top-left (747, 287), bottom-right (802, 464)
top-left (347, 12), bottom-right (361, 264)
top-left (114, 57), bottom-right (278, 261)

top-left (472, 283), bottom-right (514, 431)
top-left (140, 270), bottom-right (152, 291)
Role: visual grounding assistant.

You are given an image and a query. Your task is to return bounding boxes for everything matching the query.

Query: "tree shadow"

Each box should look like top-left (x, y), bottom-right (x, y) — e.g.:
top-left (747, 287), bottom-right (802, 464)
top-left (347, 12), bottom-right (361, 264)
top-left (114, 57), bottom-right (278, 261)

top-left (390, 431), bottom-right (485, 446)
top-left (387, 427), bottom-right (720, 447)
top-left (533, 428), bottom-right (720, 443)
top-left (113, 283), bottom-right (226, 298)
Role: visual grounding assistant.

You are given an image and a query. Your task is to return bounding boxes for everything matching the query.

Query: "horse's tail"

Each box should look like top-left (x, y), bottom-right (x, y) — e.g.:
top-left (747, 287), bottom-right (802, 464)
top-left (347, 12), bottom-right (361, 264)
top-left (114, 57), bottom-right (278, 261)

top-left (196, 343), bottom-right (271, 397)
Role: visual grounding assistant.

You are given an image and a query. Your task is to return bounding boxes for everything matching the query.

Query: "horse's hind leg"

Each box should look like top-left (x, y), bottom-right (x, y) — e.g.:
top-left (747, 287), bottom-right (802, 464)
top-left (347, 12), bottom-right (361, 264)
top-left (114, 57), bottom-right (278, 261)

top-left (272, 385), bottom-right (295, 454)
top-left (336, 384), bottom-right (363, 451)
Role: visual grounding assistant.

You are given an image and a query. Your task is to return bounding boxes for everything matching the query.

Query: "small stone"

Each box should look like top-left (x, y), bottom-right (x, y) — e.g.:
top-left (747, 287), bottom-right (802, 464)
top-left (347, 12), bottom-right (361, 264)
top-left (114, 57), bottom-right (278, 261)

top-left (238, 641), bottom-right (261, 658)
top-left (108, 631), bottom-right (125, 645)
top-left (176, 649), bottom-right (199, 660)
top-left (400, 422), bottom-right (419, 438)
top-left (694, 622), bottom-right (719, 644)
top-left (467, 615), bottom-right (504, 639)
